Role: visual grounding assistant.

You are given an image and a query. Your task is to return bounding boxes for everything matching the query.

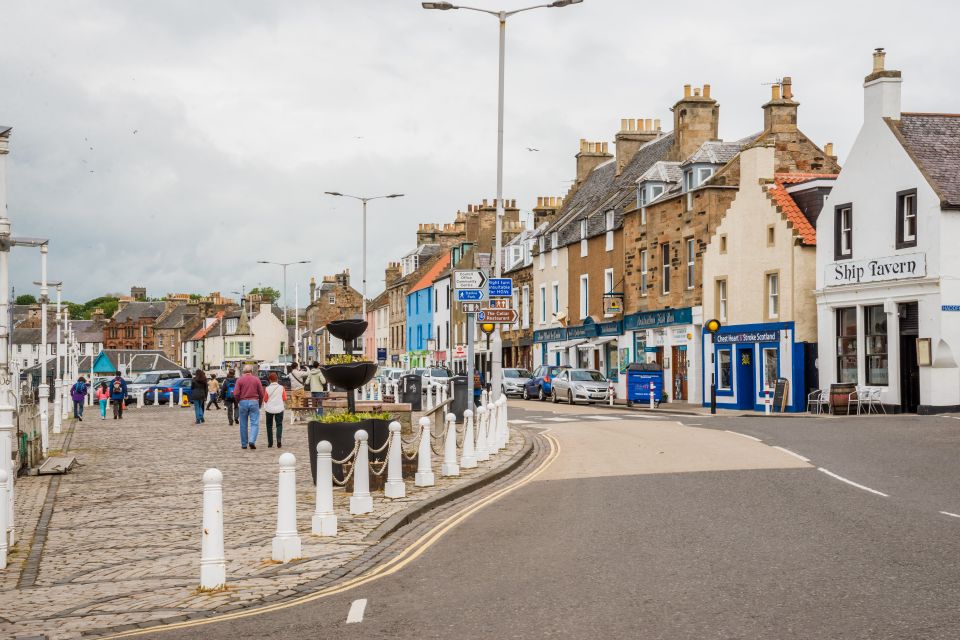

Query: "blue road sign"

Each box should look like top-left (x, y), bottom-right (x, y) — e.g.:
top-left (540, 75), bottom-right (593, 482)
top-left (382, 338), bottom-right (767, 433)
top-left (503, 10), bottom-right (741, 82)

top-left (489, 278), bottom-right (513, 298)
top-left (456, 289), bottom-right (485, 302)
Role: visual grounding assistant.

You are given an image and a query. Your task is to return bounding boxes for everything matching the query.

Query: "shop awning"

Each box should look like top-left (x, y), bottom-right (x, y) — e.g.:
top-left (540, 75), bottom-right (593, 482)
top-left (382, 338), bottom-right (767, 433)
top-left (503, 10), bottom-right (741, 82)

top-left (578, 336), bottom-right (617, 350)
top-left (549, 339), bottom-right (587, 351)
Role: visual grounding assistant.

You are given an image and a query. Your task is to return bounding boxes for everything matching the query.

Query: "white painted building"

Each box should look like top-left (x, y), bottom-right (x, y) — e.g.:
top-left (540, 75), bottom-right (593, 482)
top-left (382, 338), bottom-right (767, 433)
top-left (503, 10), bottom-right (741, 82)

top-left (532, 230), bottom-right (570, 367)
top-left (432, 272), bottom-right (451, 367)
top-left (815, 49), bottom-right (960, 413)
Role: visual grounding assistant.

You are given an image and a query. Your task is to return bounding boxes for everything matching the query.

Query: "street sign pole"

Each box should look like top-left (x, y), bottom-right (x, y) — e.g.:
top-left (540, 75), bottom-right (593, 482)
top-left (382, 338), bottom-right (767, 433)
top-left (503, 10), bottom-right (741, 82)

top-left (466, 312), bottom-right (475, 406)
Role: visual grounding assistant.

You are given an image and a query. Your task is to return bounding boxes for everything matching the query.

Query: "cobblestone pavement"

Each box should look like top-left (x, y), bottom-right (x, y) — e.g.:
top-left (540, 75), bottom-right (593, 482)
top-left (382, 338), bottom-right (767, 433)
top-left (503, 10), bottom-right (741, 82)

top-left (0, 405), bottom-right (524, 639)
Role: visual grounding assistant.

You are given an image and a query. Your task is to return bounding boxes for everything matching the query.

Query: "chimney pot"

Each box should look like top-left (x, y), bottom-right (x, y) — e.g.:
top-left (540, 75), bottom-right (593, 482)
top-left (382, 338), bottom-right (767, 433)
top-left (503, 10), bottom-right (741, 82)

top-left (683, 84), bottom-right (691, 98)
top-left (873, 47), bottom-right (886, 73)
top-left (824, 142), bottom-right (834, 157)
top-left (771, 84), bottom-right (781, 100)
top-left (620, 118), bottom-right (628, 131)
top-left (703, 84), bottom-right (711, 98)
top-left (693, 87), bottom-right (701, 97)
top-left (782, 76), bottom-right (793, 99)
top-left (580, 138), bottom-right (588, 152)
top-left (644, 118), bottom-right (653, 132)
top-left (654, 118), bottom-right (661, 131)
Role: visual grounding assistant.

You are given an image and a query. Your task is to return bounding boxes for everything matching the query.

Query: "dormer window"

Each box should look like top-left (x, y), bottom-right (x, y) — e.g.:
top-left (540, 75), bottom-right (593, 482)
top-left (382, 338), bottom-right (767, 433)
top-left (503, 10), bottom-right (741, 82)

top-left (684, 170), bottom-right (694, 210)
top-left (580, 220), bottom-right (588, 257)
top-left (538, 236), bottom-right (545, 270)
top-left (550, 232), bottom-right (558, 267)
top-left (698, 167), bottom-right (714, 184)
top-left (605, 210), bottom-right (615, 251)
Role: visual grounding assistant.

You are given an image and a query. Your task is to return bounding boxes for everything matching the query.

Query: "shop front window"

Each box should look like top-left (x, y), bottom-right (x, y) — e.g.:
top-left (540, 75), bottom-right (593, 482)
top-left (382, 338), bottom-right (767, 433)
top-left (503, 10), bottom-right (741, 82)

top-left (836, 307), bottom-right (858, 383)
top-left (718, 348), bottom-right (732, 390)
top-left (762, 347), bottom-right (778, 390)
top-left (865, 305), bottom-right (888, 386)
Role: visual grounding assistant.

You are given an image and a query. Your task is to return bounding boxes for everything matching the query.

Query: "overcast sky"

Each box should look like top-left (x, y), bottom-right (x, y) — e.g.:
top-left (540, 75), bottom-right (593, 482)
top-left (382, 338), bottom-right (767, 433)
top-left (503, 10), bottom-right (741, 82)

top-left (2, 0), bottom-right (958, 304)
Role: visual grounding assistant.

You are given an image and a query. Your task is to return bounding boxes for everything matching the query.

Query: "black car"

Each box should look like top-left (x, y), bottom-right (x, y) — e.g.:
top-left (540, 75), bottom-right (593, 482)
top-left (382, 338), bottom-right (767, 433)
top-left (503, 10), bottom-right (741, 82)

top-left (258, 370), bottom-right (292, 390)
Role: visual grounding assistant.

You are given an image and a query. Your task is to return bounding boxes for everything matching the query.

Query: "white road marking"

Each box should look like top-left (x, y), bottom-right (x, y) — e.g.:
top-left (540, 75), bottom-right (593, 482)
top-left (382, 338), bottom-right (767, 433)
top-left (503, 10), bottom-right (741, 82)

top-left (724, 430), bottom-right (762, 442)
top-left (685, 423), bottom-right (702, 426)
top-left (508, 419), bottom-right (534, 425)
top-left (543, 417), bottom-right (577, 422)
top-left (940, 511), bottom-right (960, 519)
top-left (817, 468), bottom-right (889, 497)
top-left (346, 598), bottom-right (367, 624)
top-left (582, 415), bottom-right (622, 421)
top-left (773, 446), bottom-right (810, 462)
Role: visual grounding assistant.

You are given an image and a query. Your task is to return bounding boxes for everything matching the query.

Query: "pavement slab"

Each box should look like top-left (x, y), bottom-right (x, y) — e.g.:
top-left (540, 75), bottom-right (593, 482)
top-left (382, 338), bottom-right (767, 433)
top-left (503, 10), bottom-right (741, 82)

top-left (0, 405), bottom-right (524, 639)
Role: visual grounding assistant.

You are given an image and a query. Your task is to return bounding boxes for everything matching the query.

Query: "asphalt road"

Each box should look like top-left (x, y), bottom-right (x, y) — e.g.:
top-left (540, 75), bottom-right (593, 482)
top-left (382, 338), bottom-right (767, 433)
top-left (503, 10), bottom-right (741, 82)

top-left (143, 402), bottom-right (960, 640)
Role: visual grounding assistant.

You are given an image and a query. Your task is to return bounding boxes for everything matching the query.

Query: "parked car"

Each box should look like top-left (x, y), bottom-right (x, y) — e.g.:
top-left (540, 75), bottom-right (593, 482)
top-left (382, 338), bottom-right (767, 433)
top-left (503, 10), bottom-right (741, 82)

top-left (258, 369), bottom-right (291, 389)
top-left (421, 367), bottom-right (452, 392)
top-left (550, 368), bottom-right (609, 405)
top-left (501, 368), bottom-right (533, 398)
top-left (129, 370), bottom-right (190, 401)
top-left (145, 378), bottom-right (193, 405)
top-left (523, 365), bottom-right (571, 401)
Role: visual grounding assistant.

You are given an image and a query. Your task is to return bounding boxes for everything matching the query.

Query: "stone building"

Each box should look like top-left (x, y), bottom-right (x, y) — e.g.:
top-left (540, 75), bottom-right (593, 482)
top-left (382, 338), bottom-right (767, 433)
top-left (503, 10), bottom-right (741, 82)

top-left (102, 294), bottom-right (168, 351)
top-left (303, 270), bottom-right (363, 362)
top-left (621, 80), bottom-right (840, 404)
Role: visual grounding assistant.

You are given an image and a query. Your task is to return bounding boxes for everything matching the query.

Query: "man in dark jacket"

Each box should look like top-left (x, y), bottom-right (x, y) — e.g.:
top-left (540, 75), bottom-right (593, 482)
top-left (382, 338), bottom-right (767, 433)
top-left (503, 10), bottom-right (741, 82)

top-left (219, 370), bottom-right (238, 426)
top-left (109, 371), bottom-right (127, 420)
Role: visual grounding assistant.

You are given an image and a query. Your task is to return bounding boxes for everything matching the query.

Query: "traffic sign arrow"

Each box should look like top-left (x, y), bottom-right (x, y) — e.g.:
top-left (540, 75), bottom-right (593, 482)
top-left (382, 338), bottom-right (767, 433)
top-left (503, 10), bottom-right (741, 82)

top-left (461, 302), bottom-right (481, 313)
top-left (454, 270), bottom-right (487, 290)
top-left (456, 289), bottom-right (485, 302)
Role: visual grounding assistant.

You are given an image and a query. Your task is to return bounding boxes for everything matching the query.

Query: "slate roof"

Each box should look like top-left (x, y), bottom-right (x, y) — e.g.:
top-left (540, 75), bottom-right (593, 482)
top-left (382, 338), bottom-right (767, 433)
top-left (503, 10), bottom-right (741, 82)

top-left (0, 126), bottom-right (10, 136)
top-left (638, 161), bottom-right (682, 184)
top-left (111, 301), bottom-right (166, 322)
top-left (766, 174), bottom-right (837, 246)
top-left (541, 134), bottom-right (675, 249)
top-left (368, 290), bottom-right (390, 310)
top-left (154, 305), bottom-right (197, 330)
top-left (680, 139), bottom-right (745, 167)
top-left (72, 320), bottom-right (105, 343)
top-left (889, 113), bottom-right (960, 208)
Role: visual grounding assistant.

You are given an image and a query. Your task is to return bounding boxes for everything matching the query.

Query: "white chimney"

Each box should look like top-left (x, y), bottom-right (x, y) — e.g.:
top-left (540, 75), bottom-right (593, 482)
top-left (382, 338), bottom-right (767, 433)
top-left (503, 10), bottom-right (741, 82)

top-left (863, 48), bottom-right (902, 121)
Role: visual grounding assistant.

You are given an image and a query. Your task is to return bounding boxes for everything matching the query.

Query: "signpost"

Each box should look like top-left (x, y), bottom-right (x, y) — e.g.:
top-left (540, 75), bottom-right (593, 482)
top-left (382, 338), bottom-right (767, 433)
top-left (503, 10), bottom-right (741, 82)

top-left (460, 302), bottom-right (481, 314)
top-left (454, 270), bottom-right (487, 290)
top-left (488, 277), bottom-right (512, 298)
top-left (477, 308), bottom-right (519, 324)
top-left (456, 289), bottom-right (485, 302)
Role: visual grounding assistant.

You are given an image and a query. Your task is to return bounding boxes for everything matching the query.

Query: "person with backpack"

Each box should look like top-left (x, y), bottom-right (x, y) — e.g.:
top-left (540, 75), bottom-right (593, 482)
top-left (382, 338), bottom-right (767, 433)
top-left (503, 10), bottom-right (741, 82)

top-left (219, 369), bottom-right (238, 425)
top-left (109, 371), bottom-right (127, 419)
top-left (96, 382), bottom-right (110, 420)
top-left (206, 374), bottom-right (221, 410)
top-left (190, 369), bottom-right (208, 424)
top-left (70, 376), bottom-right (88, 421)
top-left (307, 362), bottom-right (326, 398)
top-left (263, 372), bottom-right (287, 448)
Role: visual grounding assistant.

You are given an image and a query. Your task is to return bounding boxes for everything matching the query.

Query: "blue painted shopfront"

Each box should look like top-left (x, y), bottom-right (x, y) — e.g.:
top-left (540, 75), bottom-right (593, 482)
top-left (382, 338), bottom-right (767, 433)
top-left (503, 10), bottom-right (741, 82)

top-left (701, 321), bottom-right (807, 412)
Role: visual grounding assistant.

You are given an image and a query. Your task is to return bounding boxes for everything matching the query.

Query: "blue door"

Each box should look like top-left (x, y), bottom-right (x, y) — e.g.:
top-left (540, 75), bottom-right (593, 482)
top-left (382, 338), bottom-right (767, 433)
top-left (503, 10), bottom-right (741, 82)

top-left (736, 346), bottom-right (755, 410)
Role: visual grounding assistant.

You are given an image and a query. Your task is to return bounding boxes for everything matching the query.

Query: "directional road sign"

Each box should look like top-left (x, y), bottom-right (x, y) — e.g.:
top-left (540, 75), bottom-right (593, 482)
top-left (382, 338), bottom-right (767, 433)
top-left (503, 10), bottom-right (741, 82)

top-left (461, 302), bottom-right (481, 313)
top-left (456, 289), bottom-right (485, 302)
top-left (454, 270), bottom-right (487, 290)
top-left (477, 308), bottom-right (519, 323)
top-left (488, 277), bottom-right (513, 298)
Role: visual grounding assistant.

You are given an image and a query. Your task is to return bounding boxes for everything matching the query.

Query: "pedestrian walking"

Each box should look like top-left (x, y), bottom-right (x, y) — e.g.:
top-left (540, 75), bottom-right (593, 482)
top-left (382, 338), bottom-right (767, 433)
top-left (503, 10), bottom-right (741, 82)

top-left (96, 382), bottom-right (110, 420)
top-left (190, 369), bottom-right (208, 424)
top-left (219, 369), bottom-right (238, 425)
top-left (109, 371), bottom-right (127, 419)
top-left (289, 361), bottom-right (306, 406)
top-left (70, 376), bottom-right (88, 421)
top-left (307, 362), bottom-right (326, 398)
top-left (234, 365), bottom-right (264, 450)
top-left (473, 370), bottom-right (484, 407)
top-left (264, 372), bottom-right (287, 448)
top-left (206, 374), bottom-right (221, 410)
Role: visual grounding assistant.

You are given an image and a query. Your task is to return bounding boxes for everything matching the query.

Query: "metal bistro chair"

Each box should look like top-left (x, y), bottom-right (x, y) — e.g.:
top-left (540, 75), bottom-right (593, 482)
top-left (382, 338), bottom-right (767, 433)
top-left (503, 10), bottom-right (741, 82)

top-left (847, 387), bottom-right (865, 415)
top-left (807, 389), bottom-right (830, 415)
top-left (865, 387), bottom-right (887, 414)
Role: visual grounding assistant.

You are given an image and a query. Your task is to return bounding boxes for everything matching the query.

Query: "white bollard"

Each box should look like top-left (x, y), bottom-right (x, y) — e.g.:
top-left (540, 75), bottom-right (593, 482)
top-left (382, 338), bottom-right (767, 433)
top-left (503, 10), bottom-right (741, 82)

top-left (497, 396), bottom-right (508, 450)
top-left (384, 421), bottom-right (406, 499)
top-left (415, 416), bottom-right (435, 486)
top-left (200, 468), bottom-right (225, 589)
top-left (53, 383), bottom-right (62, 433)
top-left (608, 381), bottom-right (614, 407)
top-left (486, 403), bottom-right (498, 457)
top-left (649, 382), bottom-right (655, 409)
top-left (312, 441), bottom-right (337, 535)
top-left (350, 430), bottom-right (373, 514)
top-left (170, 387), bottom-right (176, 409)
top-left (0, 469), bottom-right (7, 569)
top-left (426, 385), bottom-right (434, 411)
top-left (460, 409), bottom-right (477, 469)
top-left (441, 413), bottom-right (459, 477)
top-left (764, 390), bottom-right (772, 415)
top-left (137, 389), bottom-right (144, 409)
top-left (474, 405), bottom-right (489, 462)
top-left (374, 383), bottom-right (382, 402)
top-left (272, 452), bottom-right (302, 562)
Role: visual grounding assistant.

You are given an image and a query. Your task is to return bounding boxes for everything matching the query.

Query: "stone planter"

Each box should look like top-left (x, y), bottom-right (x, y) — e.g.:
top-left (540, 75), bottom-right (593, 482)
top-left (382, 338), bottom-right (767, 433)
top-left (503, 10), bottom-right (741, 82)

top-left (307, 418), bottom-right (391, 485)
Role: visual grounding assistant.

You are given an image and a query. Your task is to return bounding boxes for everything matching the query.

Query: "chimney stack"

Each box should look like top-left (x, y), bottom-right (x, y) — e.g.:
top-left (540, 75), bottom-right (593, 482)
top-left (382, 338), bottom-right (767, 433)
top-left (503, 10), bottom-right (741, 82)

top-left (615, 118), bottom-right (663, 175)
top-left (669, 84), bottom-right (720, 162)
top-left (762, 76), bottom-right (799, 135)
top-left (575, 139), bottom-right (613, 184)
top-left (532, 195), bottom-right (564, 228)
top-left (824, 142), bottom-right (834, 158)
top-left (864, 48), bottom-right (902, 121)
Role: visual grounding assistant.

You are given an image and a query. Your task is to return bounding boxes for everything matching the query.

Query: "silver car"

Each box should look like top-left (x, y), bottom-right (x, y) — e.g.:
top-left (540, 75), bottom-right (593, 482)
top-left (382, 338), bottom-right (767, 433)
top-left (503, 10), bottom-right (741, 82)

top-left (501, 368), bottom-right (532, 398)
top-left (551, 368), bottom-right (609, 405)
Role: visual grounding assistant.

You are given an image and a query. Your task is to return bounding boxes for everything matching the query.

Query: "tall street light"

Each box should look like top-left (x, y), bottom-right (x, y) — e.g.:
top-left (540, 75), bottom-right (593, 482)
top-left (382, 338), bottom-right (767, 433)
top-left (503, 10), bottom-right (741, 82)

top-left (256, 260), bottom-right (311, 329)
top-left (423, 0), bottom-right (581, 398)
top-left (324, 192), bottom-right (404, 318)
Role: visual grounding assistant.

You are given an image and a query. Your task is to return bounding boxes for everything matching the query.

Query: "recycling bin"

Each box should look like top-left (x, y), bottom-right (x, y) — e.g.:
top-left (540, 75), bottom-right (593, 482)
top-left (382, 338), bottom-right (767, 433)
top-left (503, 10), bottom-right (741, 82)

top-left (449, 375), bottom-right (468, 421)
top-left (626, 362), bottom-right (664, 405)
top-left (400, 374), bottom-right (423, 411)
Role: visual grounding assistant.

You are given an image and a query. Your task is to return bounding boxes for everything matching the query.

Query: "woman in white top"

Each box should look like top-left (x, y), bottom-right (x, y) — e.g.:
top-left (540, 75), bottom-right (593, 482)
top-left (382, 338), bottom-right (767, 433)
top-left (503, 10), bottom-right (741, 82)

top-left (264, 372), bottom-right (288, 448)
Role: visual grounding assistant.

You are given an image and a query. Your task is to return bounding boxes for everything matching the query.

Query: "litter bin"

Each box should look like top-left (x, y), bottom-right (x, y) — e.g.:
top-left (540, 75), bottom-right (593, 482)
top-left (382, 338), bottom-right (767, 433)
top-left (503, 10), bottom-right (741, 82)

top-left (400, 374), bottom-right (422, 411)
top-left (449, 375), bottom-right (468, 421)
top-left (626, 362), bottom-right (664, 405)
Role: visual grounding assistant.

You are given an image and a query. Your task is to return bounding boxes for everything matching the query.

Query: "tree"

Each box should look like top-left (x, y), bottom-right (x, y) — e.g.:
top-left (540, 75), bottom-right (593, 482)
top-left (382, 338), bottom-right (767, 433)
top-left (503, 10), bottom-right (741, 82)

top-left (15, 294), bottom-right (37, 305)
top-left (249, 286), bottom-right (281, 303)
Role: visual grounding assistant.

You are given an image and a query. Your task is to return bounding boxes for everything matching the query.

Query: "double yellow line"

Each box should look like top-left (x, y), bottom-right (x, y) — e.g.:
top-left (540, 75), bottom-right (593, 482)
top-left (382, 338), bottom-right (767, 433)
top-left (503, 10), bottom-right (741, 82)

top-left (109, 432), bottom-right (561, 637)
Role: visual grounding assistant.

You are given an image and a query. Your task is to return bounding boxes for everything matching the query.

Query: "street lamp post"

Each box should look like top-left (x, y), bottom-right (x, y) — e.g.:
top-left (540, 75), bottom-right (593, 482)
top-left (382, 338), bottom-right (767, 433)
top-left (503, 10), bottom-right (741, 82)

top-left (256, 260), bottom-right (311, 330)
top-left (423, 0), bottom-right (581, 399)
top-left (0, 126), bottom-right (15, 547)
top-left (324, 192), bottom-right (404, 318)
